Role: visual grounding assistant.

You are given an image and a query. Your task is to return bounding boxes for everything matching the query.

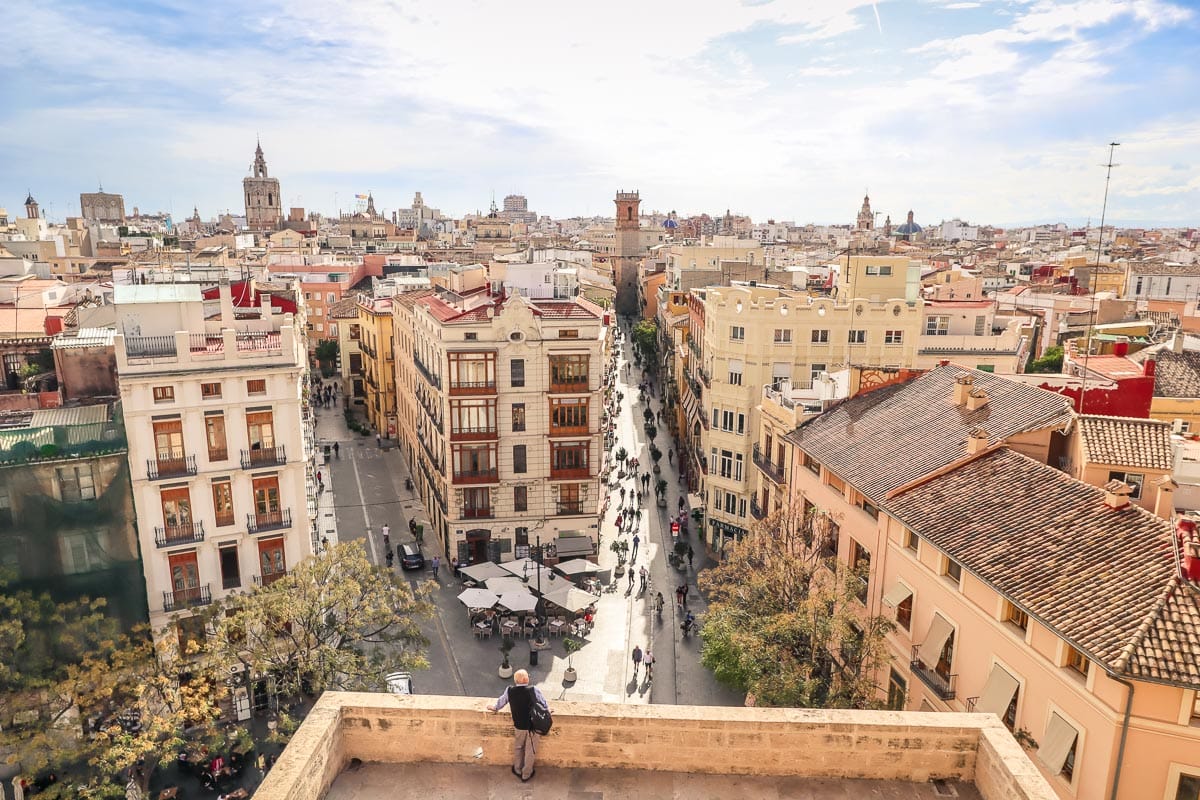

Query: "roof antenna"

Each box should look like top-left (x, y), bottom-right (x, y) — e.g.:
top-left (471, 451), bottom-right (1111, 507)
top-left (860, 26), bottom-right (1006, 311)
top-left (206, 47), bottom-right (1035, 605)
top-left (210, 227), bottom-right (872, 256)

top-left (1078, 141), bottom-right (1120, 416)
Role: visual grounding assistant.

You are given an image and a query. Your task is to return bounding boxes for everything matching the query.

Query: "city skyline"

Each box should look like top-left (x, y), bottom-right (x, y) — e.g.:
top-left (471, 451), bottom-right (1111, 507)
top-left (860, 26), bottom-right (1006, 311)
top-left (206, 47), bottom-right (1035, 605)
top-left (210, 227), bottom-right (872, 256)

top-left (2, 0), bottom-right (1198, 227)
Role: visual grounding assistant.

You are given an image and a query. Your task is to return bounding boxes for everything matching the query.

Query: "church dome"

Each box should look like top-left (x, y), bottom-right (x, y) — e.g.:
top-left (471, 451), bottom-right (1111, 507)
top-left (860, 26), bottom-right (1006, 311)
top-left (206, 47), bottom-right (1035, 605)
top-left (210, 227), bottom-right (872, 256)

top-left (662, 218), bottom-right (678, 229)
top-left (896, 209), bottom-right (922, 234)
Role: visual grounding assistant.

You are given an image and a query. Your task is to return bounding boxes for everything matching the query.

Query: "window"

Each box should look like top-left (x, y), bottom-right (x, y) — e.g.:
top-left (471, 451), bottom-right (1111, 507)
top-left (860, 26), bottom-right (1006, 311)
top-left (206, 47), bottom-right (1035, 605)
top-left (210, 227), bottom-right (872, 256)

top-left (803, 452), bottom-right (820, 475)
top-left (328, 292), bottom-right (336, 303)
top-left (514, 486), bottom-right (528, 512)
top-left (849, 540), bottom-right (870, 603)
top-left (510, 358), bottom-right (525, 387)
top-left (350, 324), bottom-right (361, 340)
top-left (1191, 692), bottom-right (1200, 726)
top-left (720, 410), bottom-right (734, 432)
top-left (887, 669), bottom-right (907, 710)
top-left (57, 465), bottom-right (96, 502)
top-left (1003, 601), bottom-right (1029, 633)
top-left (974, 316), bottom-right (987, 336)
top-left (513, 445), bottom-right (527, 474)
top-left (464, 332), bottom-right (478, 341)
top-left (1107, 470), bottom-right (1144, 499)
top-left (722, 491), bottom-right (736, 514)
top-left (944, 558), bottom-right (963, 585)
top-left (728, 367), bottom-right (742, 385)
top-left (1176, 774), bottom-right (1200, 800)
top-left (247, 379), bottom-right (267, 395)
top-left (866, 264), bottom-right (893, 276)
top-left (730, 326), bottom-right (745, 341)
top-left (902, 529), bottom-right (918, 552)
top-left (811, 329), bottom-right (829, 343)
top-left (773, 328), bottom-right (792, 343)
top-left (896, 593), bottom-right (912, 630)
top-left (153, 386), bottom-right (175, 403)
top-left (557, 483), bottom-right (582, 514)
top-left (848, 329), bottom-right (866, 344)
top-left (258, 537), bottom-right (286, 580)
top-left (515, 527), bottom-right (529, 547)
top-left (212, 480), bottom-right (234, 526)
top-left (1037, 712), bottom-right (1079, 781)
top-left (219, 544), bottom-right (241, 590)
top-left (201, 382), bottom-right (222, 399)
top-left (160, 487), bottom-right (192, 531)
top-left (734, 454), bottom-right (744, 481)
top-left (463, 487), bottom-right (491, 518)
top-left (736, 413), bottom-right (745, 435)
top-left (884, 330), bottom-right (904, 345)
top-left (926, 316), bottom-right (950, 336)
top-left (738, 497), bottom-right (746, 518)
top-left (511, 403), bottom-right (526, 432)
top-left (558, 329), bottom-right (579, 339)
top-left (549, 397), bottom-right (589, 432)
top-left (205, 414), bottom-right (228, 461)
top-left (252, 475), bottom-right (281, 517)
top-left (810, 363), bottom-right (826, 382)
top-left (246, 411), bottom-right (275, 450)
top-left (858, 498), bottom-right (879, 520)
top-left (549, 354), bottom-right (590, 390)
top-left (1064, 644), bottom-right (1089, 677)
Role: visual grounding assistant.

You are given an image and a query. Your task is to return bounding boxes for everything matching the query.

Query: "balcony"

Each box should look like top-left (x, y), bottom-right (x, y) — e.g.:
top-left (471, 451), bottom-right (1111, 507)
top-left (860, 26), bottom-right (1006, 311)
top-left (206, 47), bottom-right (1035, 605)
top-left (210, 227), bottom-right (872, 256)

top-left (360, 340), bottom-right (377, 359)
top-left (752, 444), bottom-right (786, 484)
top-left (749, 498), bottom-right (766, 520)
top-left (910, 647), bottom-right (957, 701)
top-left (207, 447), bottom-right (229, 462)
top-left (247, 508), bottom-right (292, 534)
top-left (254, 570), bottom-right (288, 587)
top-left (549, 423), bottom-right (590, 438)
top-left (697, 366), bottom-right (711, 388)
top-left (413, 350), bottom-right (442, 390)
top-left (556, 501), bottom-right (585, 516)
top-left (154, 521), bottom-right (206, 548)
top-left (452, 468), bottom-right (499, 485)
top-left (550, 465), bottom-right (591, 481)
top-left (147, 452), bottom-right (197, 480)
top-left (461, 506), bottom-right (493, 520)
top-left (448, 380), bottom-right (496, 397)
top-left (450, 426), bottom-right (498, 442)
top-left (126, 335), bottom-right (178, 358)
top-left (549, 378), bottom-right (590, 394)
top-left (242, 445), bottom-right (287, 469)
top-left (162, 584), bottom-right (212, 612)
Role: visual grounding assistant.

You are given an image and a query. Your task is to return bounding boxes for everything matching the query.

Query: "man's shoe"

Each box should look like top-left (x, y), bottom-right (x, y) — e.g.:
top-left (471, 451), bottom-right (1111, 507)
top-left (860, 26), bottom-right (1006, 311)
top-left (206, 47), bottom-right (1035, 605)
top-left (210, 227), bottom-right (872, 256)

top-left (521, 769), bottom-right (536, 782)
top-left (511, 767), bottom-right (521, 779)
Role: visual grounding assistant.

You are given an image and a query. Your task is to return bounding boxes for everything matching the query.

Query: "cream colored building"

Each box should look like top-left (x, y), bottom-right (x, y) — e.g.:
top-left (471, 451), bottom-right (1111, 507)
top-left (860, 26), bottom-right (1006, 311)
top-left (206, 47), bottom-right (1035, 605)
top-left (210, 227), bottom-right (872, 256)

top-left (780, 366), bottom-right (1200, 800)
top-left (395, 287), bottom-right (607, 565)
top-left (689, 274), bottom-right (921, 551)
top-left (918, 299), bottom-right (1030, 373)
top-left (114, 280), bottom-right (315, 645)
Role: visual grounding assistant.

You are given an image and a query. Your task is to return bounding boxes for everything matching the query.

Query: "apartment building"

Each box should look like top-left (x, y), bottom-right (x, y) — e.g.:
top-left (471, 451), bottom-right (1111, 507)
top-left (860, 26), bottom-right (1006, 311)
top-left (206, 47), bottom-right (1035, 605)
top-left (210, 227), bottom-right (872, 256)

top-left (779, 366), bottom-right (1200, 799)
top-left (681, 278), bottom-right (921, 552)
top-left (395, 285), bottom-right (605, 565)
top-left (114, 281), bottom-right (314, 645)
top-left (356, 295), bottom-right (396, 437)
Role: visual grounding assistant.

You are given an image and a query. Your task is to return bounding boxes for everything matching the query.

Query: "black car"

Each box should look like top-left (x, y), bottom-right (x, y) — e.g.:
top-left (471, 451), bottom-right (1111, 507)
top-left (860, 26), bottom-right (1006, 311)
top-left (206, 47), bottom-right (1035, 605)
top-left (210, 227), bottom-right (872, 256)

top-left (399, 544), bottom-right (424, 570)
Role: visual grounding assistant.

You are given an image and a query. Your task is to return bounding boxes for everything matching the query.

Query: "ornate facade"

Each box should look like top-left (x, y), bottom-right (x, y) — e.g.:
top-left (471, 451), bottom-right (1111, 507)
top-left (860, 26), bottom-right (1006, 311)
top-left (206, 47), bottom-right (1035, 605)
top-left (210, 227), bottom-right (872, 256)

top-left (243, 141), bottom-right (282, 232)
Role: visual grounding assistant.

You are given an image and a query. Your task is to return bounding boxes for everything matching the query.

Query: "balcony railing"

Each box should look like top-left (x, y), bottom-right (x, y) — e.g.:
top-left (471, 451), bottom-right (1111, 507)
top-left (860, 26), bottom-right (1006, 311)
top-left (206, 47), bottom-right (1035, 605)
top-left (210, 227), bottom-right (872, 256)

top-left (462, 506), bottom-right (493, 520)
top-left (360, 340), bottom-right (377, 358)
top-left (154, 521), bottom-right (206, 548)
top-left (549, 378), bottom-right (590, 394)
top-left (910, 647), bottom-right (957, 700)
top-left (126, 335), bottom-right (178, 358)
top-left (207, 447), bottom-right (229, 462)
top-left (549, 423), bottom-right (590, 437)
top-left (254, 570), bottom-right (288, 587)
top-left (413, 350), bottom-right (442, 390)
top-left (247, 508), bottom-right (292, 534)
top-left (550, 465), bottom-right (591, 480)
top-left (162, 584), bottom-right (212, 612)
top-left (242, 445), bottom-right (286, 469)
top-left (147, 452), bottom-right (197, 480)
top-left (556, 501), bottom-right (585, 516)
top-left (452, 468), bottom-right (499, 485)
top-left (448, 380), bottom-right (496, 396)
top-left (749, 498), bottom-right (766, 520)
top-left (450, 426), bottom-right (498, 441)
top-left (752, 444), bottom-right (786, 484)
top-left (697, 366), bottom-right (711, 388)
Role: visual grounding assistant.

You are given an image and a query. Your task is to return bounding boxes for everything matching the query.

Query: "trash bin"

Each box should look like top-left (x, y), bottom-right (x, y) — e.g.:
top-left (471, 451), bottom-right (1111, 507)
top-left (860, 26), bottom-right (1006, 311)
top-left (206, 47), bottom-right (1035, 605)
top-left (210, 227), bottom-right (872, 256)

top-left (529, 647), bottom-right (539, 666)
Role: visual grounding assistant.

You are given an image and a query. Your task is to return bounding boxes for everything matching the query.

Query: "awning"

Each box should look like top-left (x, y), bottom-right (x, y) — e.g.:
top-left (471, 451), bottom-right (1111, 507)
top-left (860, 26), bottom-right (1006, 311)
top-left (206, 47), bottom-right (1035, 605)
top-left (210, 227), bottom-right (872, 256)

top-left (976, 665), bottom-right (1020, 717)
top-left (1037, 713), bottom-right (1078, 773)
top-left (881, 582), bottom-right (913, 608)
top-left (555, 536), bottom-right (594, 558)
top-left (916, 613), bottom-right (954, 668)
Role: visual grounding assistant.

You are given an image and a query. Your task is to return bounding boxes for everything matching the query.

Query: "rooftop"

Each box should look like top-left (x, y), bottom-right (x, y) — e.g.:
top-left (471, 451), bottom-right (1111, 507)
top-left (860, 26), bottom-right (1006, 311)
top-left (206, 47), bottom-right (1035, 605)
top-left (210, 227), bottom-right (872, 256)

top-left (1131, 346), bottom-right (1200, 398)
top-left (112, 283), bottom-right (203, 304)
top-left (1077, 414), bottom-right (1174, 470)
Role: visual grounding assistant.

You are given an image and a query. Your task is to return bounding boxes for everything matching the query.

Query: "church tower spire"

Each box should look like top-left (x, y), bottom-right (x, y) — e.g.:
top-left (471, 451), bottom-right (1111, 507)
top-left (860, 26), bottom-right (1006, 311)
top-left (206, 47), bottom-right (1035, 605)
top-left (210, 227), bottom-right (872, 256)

top-left (856, 192), bottom-right (874, 231)
top-left (243, 140), bottom-right (282, 232)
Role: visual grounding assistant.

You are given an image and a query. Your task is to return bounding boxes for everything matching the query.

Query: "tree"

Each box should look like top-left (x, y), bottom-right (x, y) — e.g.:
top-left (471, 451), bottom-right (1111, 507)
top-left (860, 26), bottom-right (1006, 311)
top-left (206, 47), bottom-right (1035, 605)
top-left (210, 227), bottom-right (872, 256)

top-left (632, 320), bottom-right (658, 366)
top-left (208, 541), bottom-right (434, 698)
top-left (315, 339), bottom-right (339, 377)
top-left (698, 505), bottom-right (894, 709)
top-left (0, 580), bottom-right (226, 799)
top-left (1027, 345), bottom-right (1064, 374)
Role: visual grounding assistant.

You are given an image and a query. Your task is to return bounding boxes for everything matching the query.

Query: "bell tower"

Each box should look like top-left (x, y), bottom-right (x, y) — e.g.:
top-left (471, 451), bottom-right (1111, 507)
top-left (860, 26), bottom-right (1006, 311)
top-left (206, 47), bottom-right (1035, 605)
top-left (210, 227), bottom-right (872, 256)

top-left (243, 140), bottom-right (283, 232)
top-left (614, 190), bottom-right (642, 317)
top-left (24, 192), bottom-right (39, 219)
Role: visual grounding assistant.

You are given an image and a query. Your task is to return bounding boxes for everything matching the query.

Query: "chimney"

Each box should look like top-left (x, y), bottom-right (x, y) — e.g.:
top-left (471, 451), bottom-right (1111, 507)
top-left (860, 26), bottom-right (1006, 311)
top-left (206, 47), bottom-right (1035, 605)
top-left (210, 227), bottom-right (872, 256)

top-left (1179, 519), bottom-right (1200, 581)
top-left (939, 359), bottom-right (951, 367)
top-left (953, 374), bottom-right (975, 405)
top-left (1113, 340), bottom-right (1129, 357)
top-left (966, 427), bottom-right (990, 454)
top-left (966, 388), bottom-right (990, 412)
top-left (1103, 480), bottom-right (1133, 510)
top-left (1154, 475), bottom-right (1178, 520)
top-left (1173, 334), bottom-right (1185, 354)
top-left (1144, 356), bottom-right (1157, 378)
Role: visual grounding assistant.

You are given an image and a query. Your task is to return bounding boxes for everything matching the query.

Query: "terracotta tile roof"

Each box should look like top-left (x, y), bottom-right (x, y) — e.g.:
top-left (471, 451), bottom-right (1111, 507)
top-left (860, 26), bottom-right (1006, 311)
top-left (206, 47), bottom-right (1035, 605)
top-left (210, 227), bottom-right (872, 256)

top-left (529, 299), bottom-right (603, 319)
top-left (887, 448), bottom-right (1200, 687)
top-left (327, 296), bottom-right (360, 319)
top-left (1078, 415), bottom-right (1174, 471)
top-left (785, 365), bottom-right (1074, 505)
top-left (1140, 349), bottom-right (1200, 398)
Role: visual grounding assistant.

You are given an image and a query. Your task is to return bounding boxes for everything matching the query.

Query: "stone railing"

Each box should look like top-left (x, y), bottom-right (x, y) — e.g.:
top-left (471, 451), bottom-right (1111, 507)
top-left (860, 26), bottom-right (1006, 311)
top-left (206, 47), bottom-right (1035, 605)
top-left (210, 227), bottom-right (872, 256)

top-left (252, 693), bottom-right (1055, 800)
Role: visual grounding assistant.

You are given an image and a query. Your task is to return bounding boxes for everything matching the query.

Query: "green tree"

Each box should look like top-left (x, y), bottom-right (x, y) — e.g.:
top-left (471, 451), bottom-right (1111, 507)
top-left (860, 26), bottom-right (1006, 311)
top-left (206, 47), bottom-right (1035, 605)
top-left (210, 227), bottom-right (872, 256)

top-left (1027, 345), bottom-right (1064, 373)
top-left (632, 320), bottom-right (658, 365)
top-left (698, 506), bottom-right (894, 708)
top-left (208, 541), bottom-right (434, 697)
top-left (315, 339), bottom-right (339, 377)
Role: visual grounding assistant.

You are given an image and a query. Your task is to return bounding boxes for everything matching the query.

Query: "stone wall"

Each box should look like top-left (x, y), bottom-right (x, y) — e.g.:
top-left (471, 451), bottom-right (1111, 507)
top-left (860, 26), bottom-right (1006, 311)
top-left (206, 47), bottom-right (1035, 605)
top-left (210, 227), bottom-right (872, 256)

top-left (253, 693), bottom-right (1057, 800)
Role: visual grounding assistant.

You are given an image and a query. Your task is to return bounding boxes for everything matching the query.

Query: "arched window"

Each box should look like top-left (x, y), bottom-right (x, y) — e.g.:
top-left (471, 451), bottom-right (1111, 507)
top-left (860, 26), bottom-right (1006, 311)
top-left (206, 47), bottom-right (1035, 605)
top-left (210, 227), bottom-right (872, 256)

top-left (268, 193), bottom-right (273, 206)
top-left (627, 207), bottom-right (633, 221)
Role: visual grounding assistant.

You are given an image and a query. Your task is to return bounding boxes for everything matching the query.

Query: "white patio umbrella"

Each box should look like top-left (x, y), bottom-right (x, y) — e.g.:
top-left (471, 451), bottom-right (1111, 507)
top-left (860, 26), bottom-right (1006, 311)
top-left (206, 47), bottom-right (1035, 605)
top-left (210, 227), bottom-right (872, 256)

top-left (459, 561), bottom-right (509, 582)
top-left (500, 557), bottom-right (556, 586)
top-left (497, 591), bottom-right (539, 613)
top-left (485, 576), bottom-right (532, 595)
top-left (457, 587), bottom-right (499, 608)
top-left (554, 558), bottom-right (600, 576)
top-left (542, 585), bottom-right (600, 613)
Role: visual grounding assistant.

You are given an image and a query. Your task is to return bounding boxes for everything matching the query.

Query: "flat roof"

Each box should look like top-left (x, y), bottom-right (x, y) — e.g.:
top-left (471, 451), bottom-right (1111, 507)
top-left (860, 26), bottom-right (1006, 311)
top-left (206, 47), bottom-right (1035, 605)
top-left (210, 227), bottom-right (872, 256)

top-left (113, 283), bottom-right (202, 304)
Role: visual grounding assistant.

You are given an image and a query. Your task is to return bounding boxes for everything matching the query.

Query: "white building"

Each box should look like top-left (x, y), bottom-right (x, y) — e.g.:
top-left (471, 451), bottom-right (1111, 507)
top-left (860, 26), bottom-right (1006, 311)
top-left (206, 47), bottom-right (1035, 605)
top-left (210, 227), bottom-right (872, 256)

top-left (114, 280), bottom-right (315, 645)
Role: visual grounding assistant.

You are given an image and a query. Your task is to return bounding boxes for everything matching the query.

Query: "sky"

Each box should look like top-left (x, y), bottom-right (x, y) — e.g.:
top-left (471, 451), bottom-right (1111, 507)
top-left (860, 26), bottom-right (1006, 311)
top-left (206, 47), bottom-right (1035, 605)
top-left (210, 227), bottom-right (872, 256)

top-left (1, 0), bottom-right (1198, 228)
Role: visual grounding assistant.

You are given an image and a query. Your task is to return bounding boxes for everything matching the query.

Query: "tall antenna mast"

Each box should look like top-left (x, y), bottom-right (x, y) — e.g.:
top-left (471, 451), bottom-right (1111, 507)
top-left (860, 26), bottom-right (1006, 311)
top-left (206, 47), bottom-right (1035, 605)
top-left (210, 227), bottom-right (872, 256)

top-left (1078, 141), bottom-right (1120, 416)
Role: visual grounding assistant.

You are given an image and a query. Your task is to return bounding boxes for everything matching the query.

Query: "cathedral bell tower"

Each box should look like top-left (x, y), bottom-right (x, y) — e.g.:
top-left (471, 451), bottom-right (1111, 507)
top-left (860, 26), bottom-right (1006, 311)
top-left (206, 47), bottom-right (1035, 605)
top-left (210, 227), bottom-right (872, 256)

top-left (243, 140), bottom-right (283, 232)
top-left (614, 190), bottom-right (642, 317)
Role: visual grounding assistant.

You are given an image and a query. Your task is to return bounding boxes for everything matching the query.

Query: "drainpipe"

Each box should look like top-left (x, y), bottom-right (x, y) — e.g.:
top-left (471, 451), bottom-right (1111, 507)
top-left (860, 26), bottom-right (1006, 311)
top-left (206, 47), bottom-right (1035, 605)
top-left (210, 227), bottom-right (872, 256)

top-left (1106, 670), bottom-right (1135, 800)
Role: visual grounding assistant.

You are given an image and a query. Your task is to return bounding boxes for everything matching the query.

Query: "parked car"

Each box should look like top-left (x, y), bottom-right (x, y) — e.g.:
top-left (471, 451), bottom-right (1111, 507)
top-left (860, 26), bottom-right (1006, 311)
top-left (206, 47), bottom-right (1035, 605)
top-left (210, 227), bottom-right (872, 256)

top-left (385, 671), bottom-right (414, 695)
top-left (399, 544), bottom-right (424, 570)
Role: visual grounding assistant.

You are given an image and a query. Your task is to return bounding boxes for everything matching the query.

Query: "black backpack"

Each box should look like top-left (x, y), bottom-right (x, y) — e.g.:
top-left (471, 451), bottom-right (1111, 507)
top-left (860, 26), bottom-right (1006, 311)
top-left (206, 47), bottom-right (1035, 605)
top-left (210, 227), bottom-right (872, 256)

top-left (526, 687), bottom-right (552, 735)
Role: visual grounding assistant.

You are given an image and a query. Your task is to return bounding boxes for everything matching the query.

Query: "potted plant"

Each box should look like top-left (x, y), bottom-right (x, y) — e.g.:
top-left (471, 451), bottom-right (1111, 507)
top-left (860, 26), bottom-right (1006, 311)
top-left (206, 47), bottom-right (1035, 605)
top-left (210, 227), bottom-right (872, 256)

top-left (656, 478), bottom-right (669, 507)
top-left (563, 638), bottom-right (582, 683)
top-left (673, 540), bottom-right (689, 570)
top-left (643, 408), bottom-right (654, 424)
top-left (645, 424), bottom-right (657, 441)
top-left (650, 444), bottom-right (663, 473)
top-left (610, 539), bottom-right (629, 576)
top-left (498, 636), bottom-right (515, 679)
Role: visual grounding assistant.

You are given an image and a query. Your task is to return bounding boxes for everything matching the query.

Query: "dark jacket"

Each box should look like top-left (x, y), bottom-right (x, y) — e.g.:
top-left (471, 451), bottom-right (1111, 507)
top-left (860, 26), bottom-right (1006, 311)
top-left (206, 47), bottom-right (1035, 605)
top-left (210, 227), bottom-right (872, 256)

top-left (496, 684), bottom-right (546, 731)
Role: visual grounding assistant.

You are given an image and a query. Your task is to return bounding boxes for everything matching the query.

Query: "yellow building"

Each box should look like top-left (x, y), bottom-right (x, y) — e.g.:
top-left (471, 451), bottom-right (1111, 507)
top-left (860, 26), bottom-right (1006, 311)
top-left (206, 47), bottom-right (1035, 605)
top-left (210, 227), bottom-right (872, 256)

top-left (356, 295), bottom-right (396, 437)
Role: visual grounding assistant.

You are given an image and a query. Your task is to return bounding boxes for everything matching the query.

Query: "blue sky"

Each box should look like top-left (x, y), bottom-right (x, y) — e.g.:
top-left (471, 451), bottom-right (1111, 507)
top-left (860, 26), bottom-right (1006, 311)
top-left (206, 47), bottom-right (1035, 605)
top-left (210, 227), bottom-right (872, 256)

top-left (2, 0), bottom-right (1197, 227)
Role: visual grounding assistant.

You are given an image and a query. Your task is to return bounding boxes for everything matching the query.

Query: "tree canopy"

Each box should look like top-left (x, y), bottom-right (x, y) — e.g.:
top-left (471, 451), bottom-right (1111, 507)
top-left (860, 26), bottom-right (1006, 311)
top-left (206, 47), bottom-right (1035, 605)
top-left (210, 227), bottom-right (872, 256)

top-left (632, 320), bottom-right (658, 365)
top-left (1027, 344), bottom-right (1064, 374)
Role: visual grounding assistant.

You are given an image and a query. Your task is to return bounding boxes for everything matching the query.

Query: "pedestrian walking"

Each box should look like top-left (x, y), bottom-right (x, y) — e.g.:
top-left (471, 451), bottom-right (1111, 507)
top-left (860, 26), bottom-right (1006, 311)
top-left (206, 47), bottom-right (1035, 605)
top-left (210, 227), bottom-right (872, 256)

top-left (376, 432), bottom-right (382, 448)
top-left (631, 645), bottom-right (643, 679)
top-left (681, 582), bottom-right (690, 607)
top-left (431, 555), bottom-right (441, 575)
top-left (333, 442), bottom-right (340, 458)
top-left (631, 533), bottom-right (640, 561)
top-left (639, 565), bottom-right (647, 593)
top-left (628, 567), bottom-right (636, 590)
top-left (687, 544), bottom-right (694, 569)
top-left (643, 649), bottom-right (655, 680)
top-left (487, 670), bottom-right (548, 783)
top-left (675, 585), bottom-right (684, 608)
top-left (381, 524), bottom-right (390, 547)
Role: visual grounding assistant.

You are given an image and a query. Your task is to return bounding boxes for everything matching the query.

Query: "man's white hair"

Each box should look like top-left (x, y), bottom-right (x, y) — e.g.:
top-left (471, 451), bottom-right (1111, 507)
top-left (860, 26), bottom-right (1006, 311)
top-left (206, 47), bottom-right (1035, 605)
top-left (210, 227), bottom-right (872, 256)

top-left (513, 669), bottom-right (530, 684)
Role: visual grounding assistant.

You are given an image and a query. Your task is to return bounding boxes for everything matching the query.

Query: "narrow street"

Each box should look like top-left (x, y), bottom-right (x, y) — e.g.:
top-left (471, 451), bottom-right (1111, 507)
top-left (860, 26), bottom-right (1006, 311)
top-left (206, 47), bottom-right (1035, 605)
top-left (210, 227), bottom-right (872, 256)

top-left (311, 329), bottom-right (741, 707)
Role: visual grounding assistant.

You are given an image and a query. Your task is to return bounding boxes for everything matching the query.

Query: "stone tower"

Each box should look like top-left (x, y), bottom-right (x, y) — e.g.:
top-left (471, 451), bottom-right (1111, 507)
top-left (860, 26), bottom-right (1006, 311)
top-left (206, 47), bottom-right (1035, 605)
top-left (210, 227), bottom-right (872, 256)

top-left (856, 193), bottom-right (874, 231)
top-left (614, 190), bottom-right (642, 317)
top-left (24, 192), bottom-right (39, 219)
top-left (243, 140), bottom-right (282, 232)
